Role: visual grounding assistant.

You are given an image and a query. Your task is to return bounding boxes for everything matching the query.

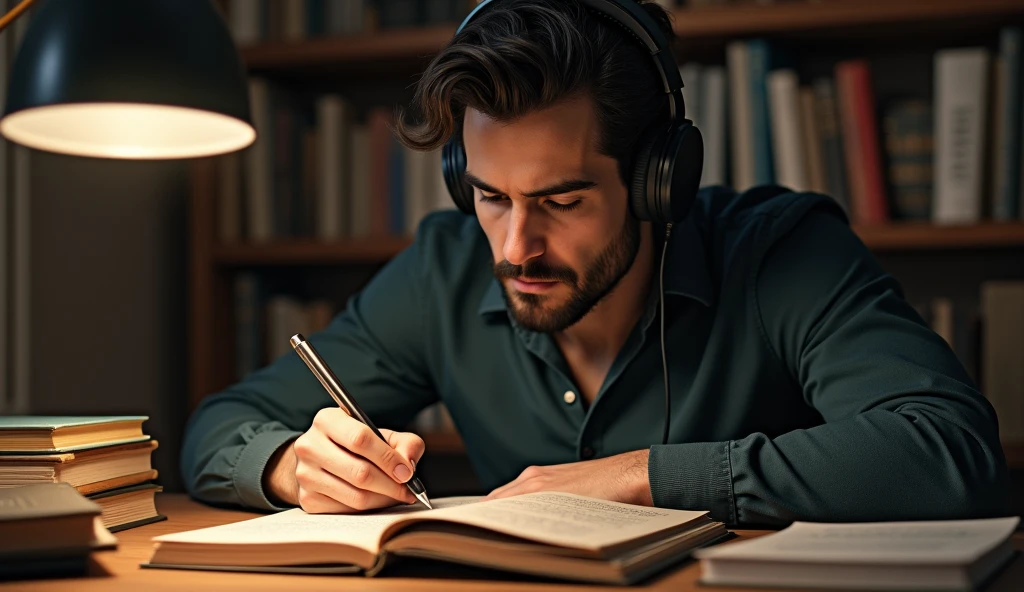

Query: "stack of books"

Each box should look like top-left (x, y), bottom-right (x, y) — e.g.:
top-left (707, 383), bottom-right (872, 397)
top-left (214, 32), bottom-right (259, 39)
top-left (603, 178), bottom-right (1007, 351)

top-left (0, 482), bottom-right (118, 579)
top-left (0, 416), bottom-right (165, 532)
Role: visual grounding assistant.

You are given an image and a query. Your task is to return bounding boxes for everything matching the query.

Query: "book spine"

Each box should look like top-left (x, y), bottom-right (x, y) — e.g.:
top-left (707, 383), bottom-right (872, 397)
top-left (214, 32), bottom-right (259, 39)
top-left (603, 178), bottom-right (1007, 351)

top-left (995, 28), bottom-right (1022, 220)
top-left (727, 41), bottom-right (754, 191)
top-left (767, 68), bottom-right (807, 192)
top-left (699, 66), bottom-right (727, 188)
top-left (747, 40), bottom-right (775, 187)
top-left (883, 100), bottom-right (933, 220)
top-left (813, 78), bottom-right (850, 214)
top-left (932, 48), bottom-right (990, 224)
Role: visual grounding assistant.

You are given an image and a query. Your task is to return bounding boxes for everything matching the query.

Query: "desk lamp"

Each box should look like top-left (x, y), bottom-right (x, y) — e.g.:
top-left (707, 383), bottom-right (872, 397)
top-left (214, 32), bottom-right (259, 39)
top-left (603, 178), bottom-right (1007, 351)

top-left (0, 0), bottom-right (254, 159)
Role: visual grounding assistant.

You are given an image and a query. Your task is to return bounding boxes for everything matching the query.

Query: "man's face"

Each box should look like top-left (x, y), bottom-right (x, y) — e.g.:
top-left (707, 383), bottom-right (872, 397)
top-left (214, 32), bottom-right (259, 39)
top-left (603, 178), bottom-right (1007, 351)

top-left (462, 95), bottom-right (640, 333)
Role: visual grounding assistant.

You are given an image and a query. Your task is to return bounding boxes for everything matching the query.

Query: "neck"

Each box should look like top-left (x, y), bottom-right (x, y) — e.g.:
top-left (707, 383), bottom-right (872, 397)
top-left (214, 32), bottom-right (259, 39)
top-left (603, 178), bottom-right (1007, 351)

top-left (552, 222), bottom-right (656, 360)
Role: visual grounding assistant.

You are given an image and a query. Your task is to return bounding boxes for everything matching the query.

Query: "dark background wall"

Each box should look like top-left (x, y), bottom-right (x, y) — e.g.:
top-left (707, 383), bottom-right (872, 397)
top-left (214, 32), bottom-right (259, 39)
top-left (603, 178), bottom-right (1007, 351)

top-left (28, 152), bottom-right (188, 492)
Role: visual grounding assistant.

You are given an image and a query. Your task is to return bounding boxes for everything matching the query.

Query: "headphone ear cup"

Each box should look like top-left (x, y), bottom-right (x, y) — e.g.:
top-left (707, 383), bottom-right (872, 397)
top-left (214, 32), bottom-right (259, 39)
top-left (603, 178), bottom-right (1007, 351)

top-left (629, 133), bottom-right (657, 222)
top-left (442, 138), bottom-right (476, 215)
top-left (631, 122), bottom-right (704, 225)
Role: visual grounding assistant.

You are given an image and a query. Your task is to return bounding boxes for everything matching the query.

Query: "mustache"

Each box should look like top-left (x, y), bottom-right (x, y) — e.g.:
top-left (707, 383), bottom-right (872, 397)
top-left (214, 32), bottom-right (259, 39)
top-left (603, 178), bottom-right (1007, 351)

top-left (493, 259), bottom-right (578, 285)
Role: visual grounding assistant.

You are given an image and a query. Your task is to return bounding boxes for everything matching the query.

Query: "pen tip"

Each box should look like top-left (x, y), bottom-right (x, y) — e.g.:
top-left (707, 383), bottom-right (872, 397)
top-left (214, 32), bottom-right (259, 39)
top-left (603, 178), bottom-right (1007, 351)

top-left (415, 491), bottom-right (433, 510)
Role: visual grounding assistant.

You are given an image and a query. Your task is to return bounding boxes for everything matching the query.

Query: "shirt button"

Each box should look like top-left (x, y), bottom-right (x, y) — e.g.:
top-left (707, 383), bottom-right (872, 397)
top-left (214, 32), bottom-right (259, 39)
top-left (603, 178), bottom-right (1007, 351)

top-left (581, 446), bottom-right (595, 460)
top-left (563, 390), bottom-right (576, 404)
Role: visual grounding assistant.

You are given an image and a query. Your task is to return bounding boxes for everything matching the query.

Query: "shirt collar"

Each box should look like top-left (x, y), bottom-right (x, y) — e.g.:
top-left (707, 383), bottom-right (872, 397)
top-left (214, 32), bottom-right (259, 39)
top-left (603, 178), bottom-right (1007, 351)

top-left (477, 215), bottom-right (714, 318)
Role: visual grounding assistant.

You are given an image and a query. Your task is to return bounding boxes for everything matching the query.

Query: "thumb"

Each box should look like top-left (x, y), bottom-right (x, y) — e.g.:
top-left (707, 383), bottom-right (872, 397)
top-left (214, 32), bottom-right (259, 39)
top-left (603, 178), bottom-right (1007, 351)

top-left (382, 429), bottom-right (426, 469)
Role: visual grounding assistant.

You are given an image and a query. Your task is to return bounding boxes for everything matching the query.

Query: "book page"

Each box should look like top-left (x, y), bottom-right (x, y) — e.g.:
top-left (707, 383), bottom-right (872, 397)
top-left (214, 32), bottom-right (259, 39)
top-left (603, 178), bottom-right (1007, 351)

top-left (154, 496), bottom-right (480, 554)
top-left (694, 517), bottom-right (1020, 564)
top-left (389, 492), bottom-right (709, 551)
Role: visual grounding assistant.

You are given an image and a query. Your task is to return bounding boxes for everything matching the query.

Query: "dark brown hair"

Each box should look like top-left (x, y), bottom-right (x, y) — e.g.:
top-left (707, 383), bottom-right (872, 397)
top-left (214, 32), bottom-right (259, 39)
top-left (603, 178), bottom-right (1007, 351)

top-left (394, 0), bottom-right (676, 186)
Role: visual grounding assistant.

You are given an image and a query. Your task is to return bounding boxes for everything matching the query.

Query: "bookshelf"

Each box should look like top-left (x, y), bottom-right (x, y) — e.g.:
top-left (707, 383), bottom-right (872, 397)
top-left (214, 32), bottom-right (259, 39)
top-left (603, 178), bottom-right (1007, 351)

top-left (190, 1), bottom-right (1024, 478)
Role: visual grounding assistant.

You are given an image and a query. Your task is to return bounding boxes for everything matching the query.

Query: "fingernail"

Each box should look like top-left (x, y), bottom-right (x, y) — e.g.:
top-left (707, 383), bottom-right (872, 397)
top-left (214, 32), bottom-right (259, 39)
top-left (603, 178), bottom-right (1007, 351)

top-left (394, 464), bottom-right (412, 482)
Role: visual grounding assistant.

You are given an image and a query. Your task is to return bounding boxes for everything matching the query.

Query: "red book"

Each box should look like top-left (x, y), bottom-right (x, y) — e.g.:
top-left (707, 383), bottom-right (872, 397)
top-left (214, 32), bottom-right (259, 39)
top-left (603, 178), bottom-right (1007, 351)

top-left (835, 61), bottom-right (890, 224)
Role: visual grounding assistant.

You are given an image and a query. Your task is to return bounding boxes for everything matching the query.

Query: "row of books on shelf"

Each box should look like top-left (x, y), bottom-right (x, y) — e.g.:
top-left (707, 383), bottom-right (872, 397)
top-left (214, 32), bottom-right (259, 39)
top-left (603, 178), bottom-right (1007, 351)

top-left (698, 28), bottom-right (1024, 226)
top-left (219, 0), bottom-right (746, 45)
top-left (217, 78), bottom-right (454, 243)
top-left (915, 281), bottom-right (1024, 443)
top-left (216, 27), bottom-right (1024, 245)
top-left (221, 0), bottom-right (475, 44)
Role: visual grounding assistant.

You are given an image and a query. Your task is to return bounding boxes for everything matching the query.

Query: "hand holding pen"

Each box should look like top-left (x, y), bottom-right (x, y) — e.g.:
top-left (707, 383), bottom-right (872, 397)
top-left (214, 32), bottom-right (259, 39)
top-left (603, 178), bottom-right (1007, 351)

top-left (286, 333), bottom-right (433, 512)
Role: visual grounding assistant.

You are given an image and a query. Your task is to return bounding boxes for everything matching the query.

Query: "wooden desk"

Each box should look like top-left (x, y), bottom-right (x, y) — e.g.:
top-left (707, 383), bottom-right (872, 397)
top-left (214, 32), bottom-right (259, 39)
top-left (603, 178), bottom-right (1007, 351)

top-left (3, 494), bottom-right (1023, 591)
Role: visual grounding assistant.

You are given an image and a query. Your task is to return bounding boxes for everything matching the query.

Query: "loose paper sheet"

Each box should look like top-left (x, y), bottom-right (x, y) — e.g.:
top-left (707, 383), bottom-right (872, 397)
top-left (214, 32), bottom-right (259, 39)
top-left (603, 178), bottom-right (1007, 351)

top-left (695, 517), bottom-right (1020, 564)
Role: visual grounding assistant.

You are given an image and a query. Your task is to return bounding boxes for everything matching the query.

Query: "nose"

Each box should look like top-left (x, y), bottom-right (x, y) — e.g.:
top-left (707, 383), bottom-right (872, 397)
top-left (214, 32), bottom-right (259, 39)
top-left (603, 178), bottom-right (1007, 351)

top-left (502, 202), bottom-right (545, 266)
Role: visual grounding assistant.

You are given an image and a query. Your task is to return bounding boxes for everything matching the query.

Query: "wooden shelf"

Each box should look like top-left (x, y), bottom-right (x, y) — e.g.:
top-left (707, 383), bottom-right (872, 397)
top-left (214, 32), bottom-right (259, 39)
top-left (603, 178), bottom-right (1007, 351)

top-left (213, 237), bottom-right (412, 266)
top-left (852, 222), bottom-right (1024, 252)
top-left (673, 0), bottom-right (1024, 40)
top-left (239, 0), bottom-right (1024, 73)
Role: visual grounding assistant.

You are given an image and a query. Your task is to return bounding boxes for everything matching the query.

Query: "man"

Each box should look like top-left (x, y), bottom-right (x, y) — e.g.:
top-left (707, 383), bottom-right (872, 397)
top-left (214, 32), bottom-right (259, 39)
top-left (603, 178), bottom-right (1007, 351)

top-left (182, 0), bottom-right (1008, 526)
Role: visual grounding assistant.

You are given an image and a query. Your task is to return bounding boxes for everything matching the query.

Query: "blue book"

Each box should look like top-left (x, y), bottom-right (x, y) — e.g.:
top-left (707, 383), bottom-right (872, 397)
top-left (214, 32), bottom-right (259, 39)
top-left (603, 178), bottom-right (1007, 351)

top-left (307, 0), bottom-right (326, 36)
top-left (0, 416), bottom-right (149, 452)
top-left (747, 39), bottom-right (775, 187)
top-left (996, 27), bottom-right (1023, 220)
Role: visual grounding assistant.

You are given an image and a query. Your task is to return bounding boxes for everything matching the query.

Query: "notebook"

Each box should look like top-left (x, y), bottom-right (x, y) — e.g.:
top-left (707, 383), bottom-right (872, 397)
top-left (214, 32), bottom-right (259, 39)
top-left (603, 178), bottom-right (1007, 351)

top-left (0, 416), bottom-right (149, 452)
top-left (694, 517), bottom-right (1020, 591)
top-left (144, 492), bottom-right (730, 584)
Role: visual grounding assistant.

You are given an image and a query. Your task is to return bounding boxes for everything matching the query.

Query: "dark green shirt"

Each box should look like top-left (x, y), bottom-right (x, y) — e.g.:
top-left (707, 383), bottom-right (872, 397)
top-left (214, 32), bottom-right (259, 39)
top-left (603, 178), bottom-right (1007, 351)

top-left (181, 185), bottom-right (1008, 525)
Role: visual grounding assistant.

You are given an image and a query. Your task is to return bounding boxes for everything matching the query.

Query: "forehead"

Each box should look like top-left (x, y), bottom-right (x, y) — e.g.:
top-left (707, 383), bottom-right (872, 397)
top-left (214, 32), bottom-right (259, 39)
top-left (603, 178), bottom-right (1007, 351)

top-left (461, 95), bottom-right (602, 173)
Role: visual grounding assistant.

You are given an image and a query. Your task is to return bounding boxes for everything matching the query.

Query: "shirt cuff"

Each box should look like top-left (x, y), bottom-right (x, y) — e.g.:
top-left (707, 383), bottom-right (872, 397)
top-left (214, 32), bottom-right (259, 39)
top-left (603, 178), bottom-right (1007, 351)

top-left (648, 440), bottom-right (736, 524)
top-left (233, 428), bottom-right (301, 512)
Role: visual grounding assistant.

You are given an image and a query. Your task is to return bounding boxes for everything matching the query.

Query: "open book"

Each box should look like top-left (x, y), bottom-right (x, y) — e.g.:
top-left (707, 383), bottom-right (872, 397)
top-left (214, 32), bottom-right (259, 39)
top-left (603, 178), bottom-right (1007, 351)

top-left (145, 492), bottom-right (729, 584)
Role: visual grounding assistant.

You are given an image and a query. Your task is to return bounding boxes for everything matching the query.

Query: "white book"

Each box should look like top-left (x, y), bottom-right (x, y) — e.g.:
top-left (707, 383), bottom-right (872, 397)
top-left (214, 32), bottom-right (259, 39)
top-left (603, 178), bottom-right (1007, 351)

top-left (699, 66), bottom-right (727, 187)
top-left (696, 517), bottom-right (1019, 591)
top-left (727, 42), bottom-right (754, 191)
top-left (348, 124), bottom-right (371, 238)
top-left (767, 68), bottom-right (808, 192)
top-left (228, 0), bottom-right (261, 45)
top-left (315, 95), bottom-right (350, 240)
top-left (932, 48), bottom-right (990, 224)
top-left (245, 78), bottom-right (274, 242)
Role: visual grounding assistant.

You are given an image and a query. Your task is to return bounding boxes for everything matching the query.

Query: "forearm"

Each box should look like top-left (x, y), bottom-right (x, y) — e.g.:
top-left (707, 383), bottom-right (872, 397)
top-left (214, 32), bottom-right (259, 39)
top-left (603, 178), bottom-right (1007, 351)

top-left (180, 388), bottom-right (304, 511)
top-left (649, 403), bottom-right (1009, 526)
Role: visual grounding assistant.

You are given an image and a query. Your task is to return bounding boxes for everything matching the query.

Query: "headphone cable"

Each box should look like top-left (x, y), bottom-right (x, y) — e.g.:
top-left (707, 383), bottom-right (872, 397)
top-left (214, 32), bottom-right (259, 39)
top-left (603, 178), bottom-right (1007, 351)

top-left (659, 223), bottom-right (672, 446)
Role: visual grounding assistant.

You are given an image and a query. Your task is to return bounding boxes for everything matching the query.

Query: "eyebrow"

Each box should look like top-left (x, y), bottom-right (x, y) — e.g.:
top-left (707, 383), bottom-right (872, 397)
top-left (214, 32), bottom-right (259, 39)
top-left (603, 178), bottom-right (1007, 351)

top-left (463, 172), bottom-right (597, 198)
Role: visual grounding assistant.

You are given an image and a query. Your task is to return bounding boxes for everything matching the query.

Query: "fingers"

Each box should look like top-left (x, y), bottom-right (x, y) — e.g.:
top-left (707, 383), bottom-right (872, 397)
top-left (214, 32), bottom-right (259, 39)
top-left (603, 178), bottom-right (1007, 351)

top-left (381, 429), bottom-right (426, 468)
top-left (297, 468), bottom-right (410, 513)
top-left (315, 434), bottom-right (417, 504)
top-left (314, 409), bottom-right (416, 485)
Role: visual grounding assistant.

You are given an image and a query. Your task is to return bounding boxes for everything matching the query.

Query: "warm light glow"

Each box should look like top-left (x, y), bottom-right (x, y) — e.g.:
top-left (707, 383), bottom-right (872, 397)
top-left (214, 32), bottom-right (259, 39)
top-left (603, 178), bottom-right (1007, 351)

top-left (0, 103), bottom-right (256, 159)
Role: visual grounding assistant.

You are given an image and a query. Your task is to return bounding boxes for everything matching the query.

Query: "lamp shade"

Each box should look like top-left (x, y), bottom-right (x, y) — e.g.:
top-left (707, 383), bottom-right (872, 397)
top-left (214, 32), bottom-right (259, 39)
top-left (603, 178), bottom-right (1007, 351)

top-left (0, 0), bottom-right (255, 159)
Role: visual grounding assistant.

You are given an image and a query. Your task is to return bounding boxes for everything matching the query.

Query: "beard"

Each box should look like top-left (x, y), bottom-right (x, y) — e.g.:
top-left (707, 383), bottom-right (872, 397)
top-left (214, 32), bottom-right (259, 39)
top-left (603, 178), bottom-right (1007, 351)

top-left (492, 215), bottom-right (642, 333)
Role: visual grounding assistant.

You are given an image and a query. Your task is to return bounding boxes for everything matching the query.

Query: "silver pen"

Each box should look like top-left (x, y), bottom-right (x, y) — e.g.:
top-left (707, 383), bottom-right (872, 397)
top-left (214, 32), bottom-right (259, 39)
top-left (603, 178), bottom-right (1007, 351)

top-left (289, 333), bottom-right (433, 510)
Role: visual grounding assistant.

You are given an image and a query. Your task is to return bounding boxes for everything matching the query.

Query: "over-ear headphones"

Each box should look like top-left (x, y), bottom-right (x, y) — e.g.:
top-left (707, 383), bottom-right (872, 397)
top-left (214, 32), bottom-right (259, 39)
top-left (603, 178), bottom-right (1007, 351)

top-left (441, 0), bottom-right (704, 225)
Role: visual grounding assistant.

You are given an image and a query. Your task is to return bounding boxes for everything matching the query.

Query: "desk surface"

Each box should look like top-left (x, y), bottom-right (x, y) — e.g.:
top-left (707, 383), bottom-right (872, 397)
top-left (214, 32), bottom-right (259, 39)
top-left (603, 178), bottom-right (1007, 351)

top-left (3, 493), bottom-right (1023, 591)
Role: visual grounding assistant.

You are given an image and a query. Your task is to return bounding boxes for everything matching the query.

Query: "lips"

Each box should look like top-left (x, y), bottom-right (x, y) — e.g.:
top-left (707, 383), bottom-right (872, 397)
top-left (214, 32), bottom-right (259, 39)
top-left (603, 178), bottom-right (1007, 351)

top-left (511, 278), bottom-right (559, 294)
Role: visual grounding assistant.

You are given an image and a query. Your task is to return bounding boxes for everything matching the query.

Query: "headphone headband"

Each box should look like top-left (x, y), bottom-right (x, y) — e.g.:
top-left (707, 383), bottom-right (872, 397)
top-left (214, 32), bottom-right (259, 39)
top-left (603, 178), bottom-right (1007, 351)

top-left (455, 0), bottom-right (685, 121)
